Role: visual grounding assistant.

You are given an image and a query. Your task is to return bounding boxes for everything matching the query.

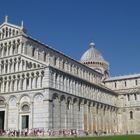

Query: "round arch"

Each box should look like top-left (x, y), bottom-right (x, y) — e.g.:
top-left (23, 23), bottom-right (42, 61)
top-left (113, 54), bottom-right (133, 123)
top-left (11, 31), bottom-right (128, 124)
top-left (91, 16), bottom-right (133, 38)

top-left (52, 93), bottom-right (59, 100)
top-left (18, 94), bottom-right (31, 103)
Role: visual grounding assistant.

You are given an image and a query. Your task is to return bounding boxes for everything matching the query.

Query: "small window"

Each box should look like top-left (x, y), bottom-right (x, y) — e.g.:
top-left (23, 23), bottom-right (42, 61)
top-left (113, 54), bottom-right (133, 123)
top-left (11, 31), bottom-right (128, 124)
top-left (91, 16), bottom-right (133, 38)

top-left (134, 94), bottom-right (137, 100)
top-left (128, 94), bottom-right (130, 101)
top-left (135, 80), bottom-right (138, 86)
top-left (115, 82), bottom-right (117, 88)
top-left (78, 103), bottom-right (80, 111)
top-left (54, 57), bottom-right (57, 66)
top-left (6, 28), bottom-right (8, 37)
top-left (5, 64), bottom-right (8, 73)
top-left (44, 52), bottom-right (46, 61)
top-left (26, 79), bottom-right (29, 89)
top-left (14, 63), bottom-right (16, 72)
top-left (21, 79), bottom-right (24, 90)
top-left (35, 77), bottom-right (38, 88)
top-left (125, 81), bottom-right (127, 87)
top-left (67, 100), bottom-right (70, 110)
top-left (4, 47), bottom-right (7, 56)
top-left (130, 111), bottom-right (133, 119)
top-left (12, 46), bottom-right (15, 54)
top-left (32, 48), bottom-right (35, 57)
top-left (12, 81), bottom-right (15, 91)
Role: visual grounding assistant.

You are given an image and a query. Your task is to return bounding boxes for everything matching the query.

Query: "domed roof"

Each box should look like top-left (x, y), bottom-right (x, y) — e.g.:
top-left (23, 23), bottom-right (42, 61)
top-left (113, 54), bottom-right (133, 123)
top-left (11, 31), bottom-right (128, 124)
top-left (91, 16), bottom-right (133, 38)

top-left (80, 42), bottom-right (106, 63)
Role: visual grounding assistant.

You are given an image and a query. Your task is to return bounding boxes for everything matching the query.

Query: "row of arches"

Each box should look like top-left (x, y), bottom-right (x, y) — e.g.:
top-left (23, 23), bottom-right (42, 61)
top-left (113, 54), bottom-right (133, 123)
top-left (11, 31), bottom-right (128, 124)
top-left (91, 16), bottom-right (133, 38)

top-left (52, 57), bottom-right (102, 84)
top-left (0, 70), bottom-right (44, 93)
top-left (9, 93), bottom-right (44, 104)
top-left (25, 43), bottom-right (102, 84)
top-left (119, 93), bottom-right (140, 107)
top-left (0, 39), bottom-right (21, 57)
top-left (0, 57), bottom-right (42, 74)
top-left (6, 93), bottom-right (45, 130)
top-left (0, 93), bottom-right (44, 107)
top-left (1, 37), bottom-right (102, 86)
top-left (51, 93), bottom-right (117, 132)
top-left (31, 47), bottom-right (47, 62)
top-left (51, 71), bottom-right (116, 106)
top-left (0, 93), bottom-right (44, 104)
top-left (127, 93), bottom-right (139, 101)
top-left (0, 27), bottom-right (20, 40)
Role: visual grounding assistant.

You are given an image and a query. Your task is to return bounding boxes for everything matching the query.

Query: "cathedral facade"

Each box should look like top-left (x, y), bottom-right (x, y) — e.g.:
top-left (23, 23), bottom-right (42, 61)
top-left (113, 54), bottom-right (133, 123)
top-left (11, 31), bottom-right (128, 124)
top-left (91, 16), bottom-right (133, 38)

top-left (0, 17), bottom-right (139, 134)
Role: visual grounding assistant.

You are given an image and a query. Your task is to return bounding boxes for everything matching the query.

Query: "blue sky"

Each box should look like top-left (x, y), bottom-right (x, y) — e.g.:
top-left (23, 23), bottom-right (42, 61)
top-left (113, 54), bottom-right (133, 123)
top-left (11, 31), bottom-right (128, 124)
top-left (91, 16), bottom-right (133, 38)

top-left (0, 0), bottom-right (140, 76)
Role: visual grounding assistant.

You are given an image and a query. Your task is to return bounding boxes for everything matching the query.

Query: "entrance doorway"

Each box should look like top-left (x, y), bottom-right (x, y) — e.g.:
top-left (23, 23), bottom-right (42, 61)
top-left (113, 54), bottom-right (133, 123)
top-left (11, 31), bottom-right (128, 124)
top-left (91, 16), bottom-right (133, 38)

top-left (22, 115), bottom-right (29, 129)
top-left (0, 111), bottom-right (5, 130)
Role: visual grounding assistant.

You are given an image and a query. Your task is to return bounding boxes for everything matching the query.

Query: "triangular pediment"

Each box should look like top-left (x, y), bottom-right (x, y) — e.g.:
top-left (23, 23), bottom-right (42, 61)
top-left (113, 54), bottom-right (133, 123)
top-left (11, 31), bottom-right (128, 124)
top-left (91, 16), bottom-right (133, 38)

top-left (0, 22), bottom-right (26, 40)
top-left (0, 22), bottom-right (21, 30)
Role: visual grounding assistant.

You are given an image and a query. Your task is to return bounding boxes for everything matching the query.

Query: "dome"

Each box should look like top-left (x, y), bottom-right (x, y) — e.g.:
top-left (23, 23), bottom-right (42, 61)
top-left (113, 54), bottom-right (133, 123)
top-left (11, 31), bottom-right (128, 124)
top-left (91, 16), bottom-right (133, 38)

top-left (80, 42), bottom-right (105, 63)
top-left (80, 42), bottom-right (109, 78)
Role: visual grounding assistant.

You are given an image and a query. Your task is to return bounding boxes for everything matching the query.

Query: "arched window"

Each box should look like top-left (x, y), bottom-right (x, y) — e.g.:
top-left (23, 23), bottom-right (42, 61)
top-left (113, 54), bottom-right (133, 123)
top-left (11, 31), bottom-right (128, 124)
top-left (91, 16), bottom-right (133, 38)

top-left (9, 28), bottom-right (11, 37)
top-left (130, 111), bottom-right (133, 119)
top-left (115, 82), bottom-right (117, 88)
top-left (135, 80), bottom-right (138, 86)
top-left (67, 100), bottom-right (70, 110)
top-left (44, 52), bottom-right (46, 61)
top-left (1, 64), bottom-right (4, 74)
top-left (35, 77), bottom-right (38, 88)
top-left (8, 81), bottom-right (11, 92)
top-left (54, 57), bottom-right (56, 66)
top-left (12, 46), bottom-right (15, 54)
top-left (21, 79), bottom-right (24, 90)
top-left (32, 48), bottom-right (35, 57)
top-left (14, 62), bottom-right (16, 72)
top-left (13, 29), bottom-right (15, 36)
top-left (16, 31), bottom-right (19, 35)
top-left (34, 63), bottom-right (36, 69)
top-left (12, 80), bottom-right (15, 91)
top-left (5, 64), bottom-right (8, 73)
top-left (40, 76), bottom-right (43, 88)
top-left (4, 47), bottom-right (7, 56)
top-left (9, 63), bottom-right (12, 73)
top-left (17, 79), bottom-right (19, 90)
top-left (125, 81), bottom-right (127, 87)
top-left (31, 78), bottom-right (33, 89)
top-left (26, 78), bottom-right (29, 89)
top-left (6, 28), bottom-right (8, 37)
top-left (128, 94), bottom-right (130, 101)
top-left (2, 29), bottom-right (5, 39)
top-left (134, 94), bottom-right (137, 100)
top-left (4, 82), bottom-right (6, 92)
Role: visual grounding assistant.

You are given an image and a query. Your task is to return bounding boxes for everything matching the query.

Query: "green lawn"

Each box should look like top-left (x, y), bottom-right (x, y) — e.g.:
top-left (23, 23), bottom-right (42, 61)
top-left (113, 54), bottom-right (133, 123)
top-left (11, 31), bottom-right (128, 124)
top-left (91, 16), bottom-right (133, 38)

top-left (0, 135), bottom-right (140, 140)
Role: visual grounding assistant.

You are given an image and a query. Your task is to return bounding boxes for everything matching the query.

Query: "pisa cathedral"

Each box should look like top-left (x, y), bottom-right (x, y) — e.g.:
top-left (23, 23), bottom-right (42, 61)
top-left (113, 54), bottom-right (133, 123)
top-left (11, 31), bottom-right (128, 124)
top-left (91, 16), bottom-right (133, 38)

top-left (0, 17), bottom-right (140, 134)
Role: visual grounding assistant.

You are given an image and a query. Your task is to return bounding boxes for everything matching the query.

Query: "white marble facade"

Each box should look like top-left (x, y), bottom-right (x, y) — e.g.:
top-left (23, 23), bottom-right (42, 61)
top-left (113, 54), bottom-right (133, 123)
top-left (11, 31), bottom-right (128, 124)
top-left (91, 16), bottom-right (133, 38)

top-left (0, 17), bottom-right (139, 134)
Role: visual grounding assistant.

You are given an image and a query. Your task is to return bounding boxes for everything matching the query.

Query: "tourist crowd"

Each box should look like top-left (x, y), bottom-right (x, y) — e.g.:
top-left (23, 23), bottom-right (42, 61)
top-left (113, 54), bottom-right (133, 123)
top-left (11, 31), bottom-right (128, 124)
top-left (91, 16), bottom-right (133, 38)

top-left (0, 128), bottom-right (44, 137)
top-left (0, 129), bottom-right (116, 137)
